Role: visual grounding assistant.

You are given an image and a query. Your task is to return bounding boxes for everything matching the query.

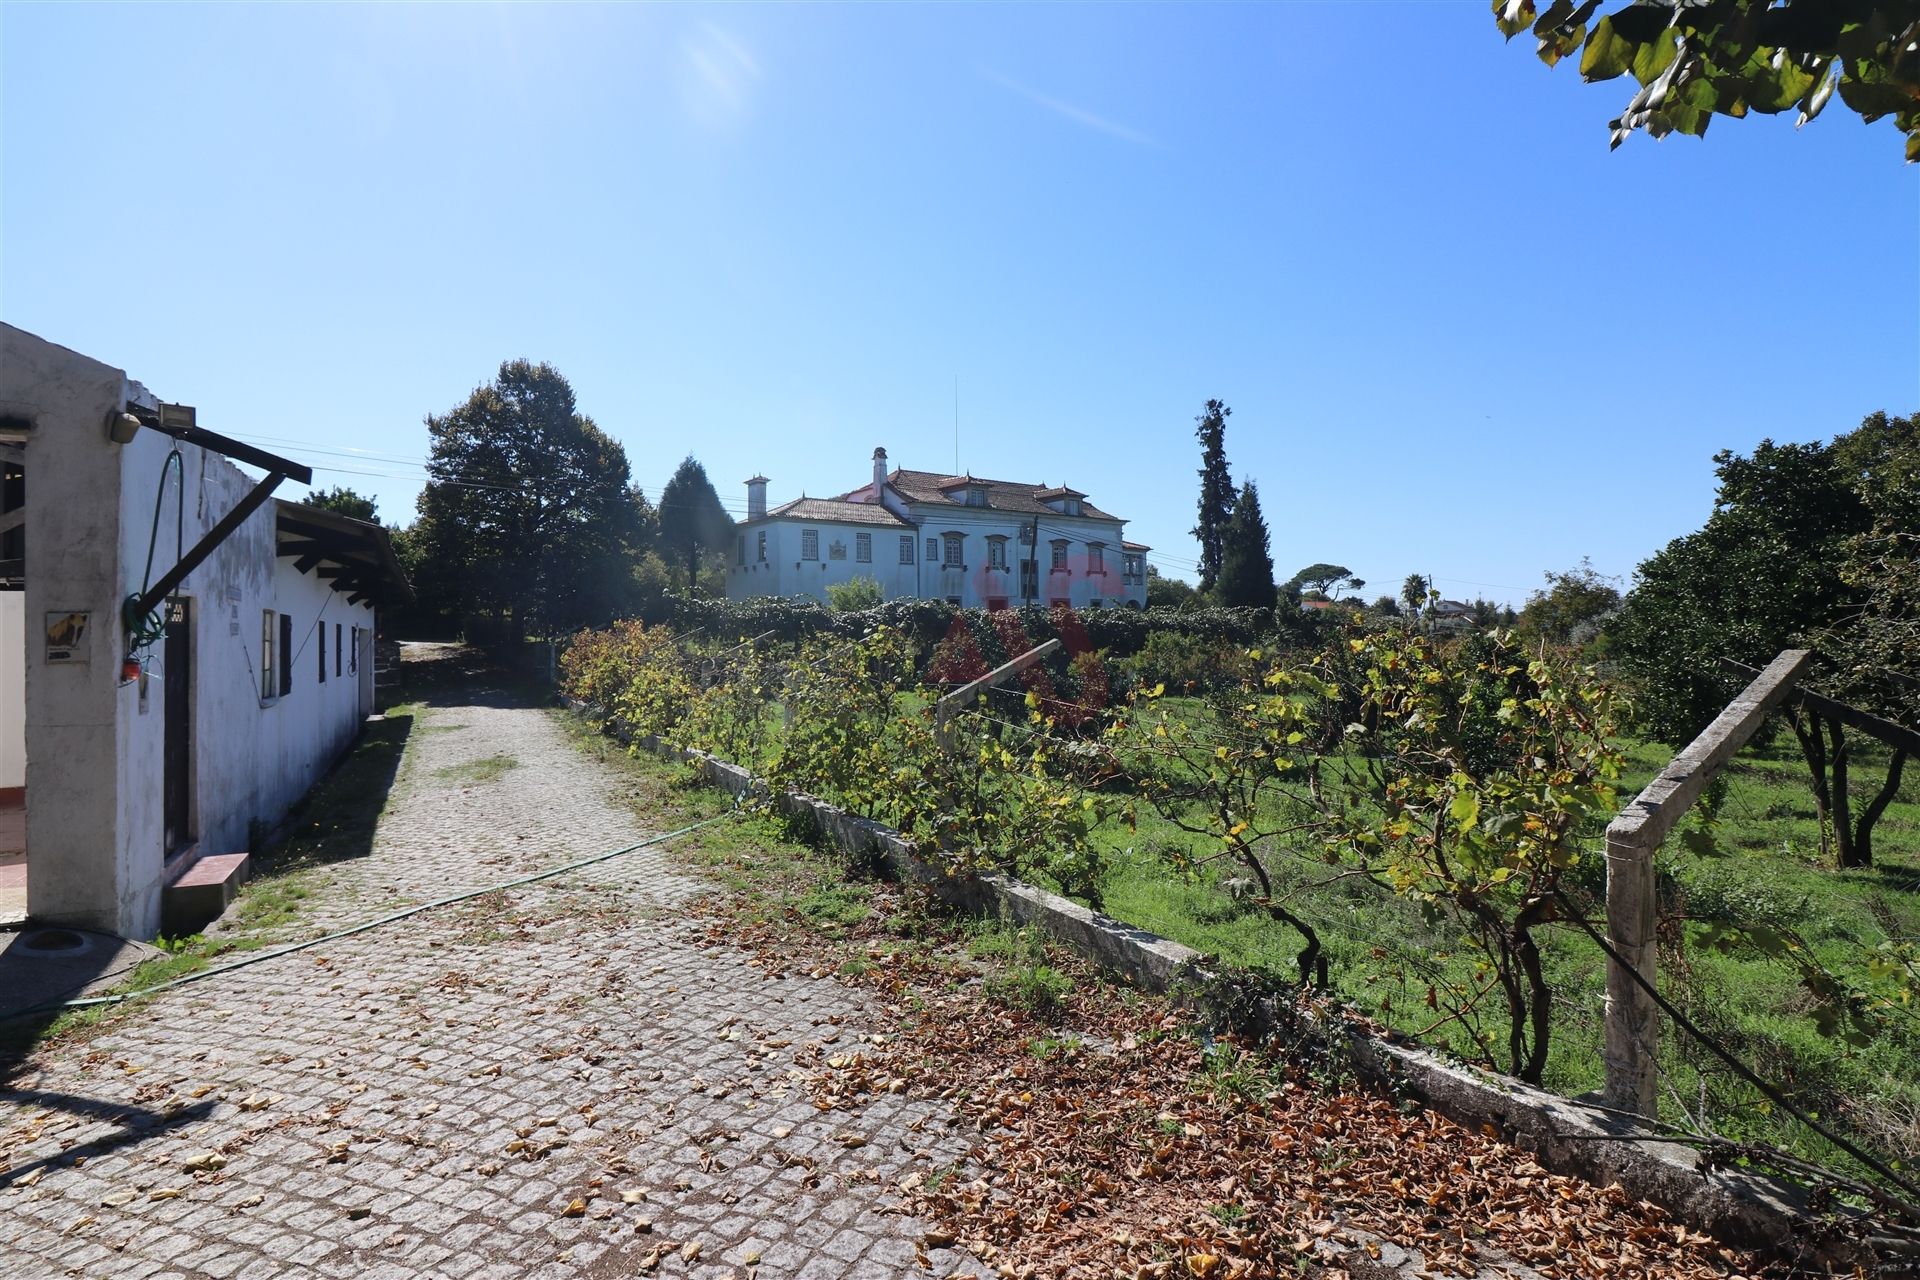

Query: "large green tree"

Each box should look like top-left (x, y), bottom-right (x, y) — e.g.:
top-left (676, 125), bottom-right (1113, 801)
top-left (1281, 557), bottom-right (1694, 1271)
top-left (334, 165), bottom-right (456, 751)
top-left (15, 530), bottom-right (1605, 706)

top-left (1215, 480), bottom-right (1277, 610)
top-left (302, 485), bottom-right (379, 523)
top-left (658, 456), bottom-right (735, 594)
top-left (1495, 1), bottom-right (1920, 160)
top-left (414, 360), bottom-right (646, 642)
top-left (1609, 411), bottom-right (1917, 866)
top-left (1190, 399), bottom-right (1235, 594)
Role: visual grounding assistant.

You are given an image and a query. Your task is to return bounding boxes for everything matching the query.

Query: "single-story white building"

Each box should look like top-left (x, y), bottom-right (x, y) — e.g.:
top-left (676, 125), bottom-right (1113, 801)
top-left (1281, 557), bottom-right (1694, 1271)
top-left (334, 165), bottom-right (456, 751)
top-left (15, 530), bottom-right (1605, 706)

top-left (0, 324), bottom-right (410, 940)
top-left (726, 448), bottom-right (1150, 610)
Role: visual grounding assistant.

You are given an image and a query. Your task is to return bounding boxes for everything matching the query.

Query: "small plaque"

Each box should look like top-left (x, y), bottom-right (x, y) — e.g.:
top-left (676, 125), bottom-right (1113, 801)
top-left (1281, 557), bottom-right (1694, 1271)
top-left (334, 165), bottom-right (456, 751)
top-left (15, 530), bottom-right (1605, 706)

top-left (46, 611), bottom-right (89, 663)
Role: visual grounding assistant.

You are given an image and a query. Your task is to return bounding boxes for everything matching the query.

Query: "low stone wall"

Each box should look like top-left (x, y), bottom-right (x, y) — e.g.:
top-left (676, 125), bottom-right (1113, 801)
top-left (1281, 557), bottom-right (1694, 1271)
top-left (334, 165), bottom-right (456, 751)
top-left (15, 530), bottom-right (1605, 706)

top-left (575, 705), bottom-right (1900, 1267)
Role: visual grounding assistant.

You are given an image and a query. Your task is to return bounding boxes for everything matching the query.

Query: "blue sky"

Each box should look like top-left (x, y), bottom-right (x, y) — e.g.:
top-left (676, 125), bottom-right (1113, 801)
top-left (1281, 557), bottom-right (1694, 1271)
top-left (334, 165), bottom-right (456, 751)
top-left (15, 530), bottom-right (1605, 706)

top-left (3, 3), bottom-right (1914, 602)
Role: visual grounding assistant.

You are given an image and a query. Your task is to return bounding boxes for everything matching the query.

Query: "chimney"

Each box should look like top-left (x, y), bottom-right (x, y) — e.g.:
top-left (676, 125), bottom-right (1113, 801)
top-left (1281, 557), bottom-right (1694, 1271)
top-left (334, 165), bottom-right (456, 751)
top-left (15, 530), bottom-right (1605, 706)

top-left (746, 475), bottom-right (768, 521)
top-left (872, 447), bottom-right (888, 492)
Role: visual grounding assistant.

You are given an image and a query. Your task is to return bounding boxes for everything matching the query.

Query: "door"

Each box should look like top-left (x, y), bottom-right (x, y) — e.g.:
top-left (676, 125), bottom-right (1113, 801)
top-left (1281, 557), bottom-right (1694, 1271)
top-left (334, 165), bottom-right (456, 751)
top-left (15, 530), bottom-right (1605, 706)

top-left (163, 597), bottom-right (192, 857)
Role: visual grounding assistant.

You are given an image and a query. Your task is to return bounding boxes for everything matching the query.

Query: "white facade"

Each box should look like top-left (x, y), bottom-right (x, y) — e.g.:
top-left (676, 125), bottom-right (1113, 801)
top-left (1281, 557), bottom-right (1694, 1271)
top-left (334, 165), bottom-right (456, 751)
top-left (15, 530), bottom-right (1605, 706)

top-left (0, 324), bottom-right (399, 939)
top-left (726, 448), bottom-right (1150, 610)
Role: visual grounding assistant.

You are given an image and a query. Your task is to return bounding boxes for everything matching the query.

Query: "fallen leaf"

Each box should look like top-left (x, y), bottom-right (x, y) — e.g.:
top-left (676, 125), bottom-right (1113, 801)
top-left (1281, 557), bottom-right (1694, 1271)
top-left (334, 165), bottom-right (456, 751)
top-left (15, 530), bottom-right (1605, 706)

top-left (680, 1240), bottom-right (702, 1262)
top-left (180, 1151), bottom-right (227, 1172)
top-left (561, 1198), bottom-right (587, 1218)
top-left (149, 1188), bottom-right (182, 1201)
top-left (620, 1188), bottom-right (648, 1204)
top-left (100, 1190), bottom-right (137, 1208)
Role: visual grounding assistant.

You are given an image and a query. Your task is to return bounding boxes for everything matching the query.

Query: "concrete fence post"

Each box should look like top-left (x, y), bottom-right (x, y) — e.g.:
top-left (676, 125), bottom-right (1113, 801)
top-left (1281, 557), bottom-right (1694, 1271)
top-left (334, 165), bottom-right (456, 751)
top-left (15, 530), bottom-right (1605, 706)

top-left (1601, 824), bottom-right (1659, 1117)
top-left (1599, 648), bottom-right (1812, 1119)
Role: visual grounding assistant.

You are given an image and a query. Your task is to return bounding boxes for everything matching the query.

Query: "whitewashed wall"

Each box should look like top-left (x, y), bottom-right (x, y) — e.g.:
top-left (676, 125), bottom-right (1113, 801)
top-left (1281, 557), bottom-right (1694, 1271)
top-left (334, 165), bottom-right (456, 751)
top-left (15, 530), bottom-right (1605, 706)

top-left (3, 323), bottom-right (378, 938)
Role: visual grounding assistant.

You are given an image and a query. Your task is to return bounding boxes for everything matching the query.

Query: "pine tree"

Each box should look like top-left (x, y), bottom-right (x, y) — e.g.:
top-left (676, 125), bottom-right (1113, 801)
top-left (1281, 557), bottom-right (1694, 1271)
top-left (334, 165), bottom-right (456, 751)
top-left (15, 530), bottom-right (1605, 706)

top-left (1215, 480), bottom-right (1276, 610)
top-left (1190, 399), bottom-right (1235, 594)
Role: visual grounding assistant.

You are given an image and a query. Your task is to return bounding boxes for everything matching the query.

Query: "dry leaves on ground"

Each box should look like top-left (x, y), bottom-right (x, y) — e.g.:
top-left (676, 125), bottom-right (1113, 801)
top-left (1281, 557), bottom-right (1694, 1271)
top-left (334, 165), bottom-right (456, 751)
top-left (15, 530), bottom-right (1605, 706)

top-left (694, 884), bottom-right (1850, 1280)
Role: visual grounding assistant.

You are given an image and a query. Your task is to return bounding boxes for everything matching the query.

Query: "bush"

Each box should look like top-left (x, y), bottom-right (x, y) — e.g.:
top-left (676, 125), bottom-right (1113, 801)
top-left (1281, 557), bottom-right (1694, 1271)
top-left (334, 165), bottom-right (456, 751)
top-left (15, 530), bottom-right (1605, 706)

top-left (1122, 630), bottom-right (1249, 694)
top-left (825, 576), bottom-right (884, 612)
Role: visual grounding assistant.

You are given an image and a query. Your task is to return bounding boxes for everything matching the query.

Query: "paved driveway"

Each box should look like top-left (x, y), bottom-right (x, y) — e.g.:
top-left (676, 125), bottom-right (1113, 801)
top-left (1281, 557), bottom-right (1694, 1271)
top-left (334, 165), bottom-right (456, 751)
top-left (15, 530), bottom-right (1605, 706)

top-left (0, 695), bottom-right (968, 1280)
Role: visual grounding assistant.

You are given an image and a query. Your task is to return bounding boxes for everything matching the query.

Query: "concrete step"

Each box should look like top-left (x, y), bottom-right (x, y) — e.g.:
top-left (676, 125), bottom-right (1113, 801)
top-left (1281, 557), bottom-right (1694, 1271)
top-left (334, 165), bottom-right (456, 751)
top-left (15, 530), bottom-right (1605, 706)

top-left (161, 851), bottom-right (250, 937)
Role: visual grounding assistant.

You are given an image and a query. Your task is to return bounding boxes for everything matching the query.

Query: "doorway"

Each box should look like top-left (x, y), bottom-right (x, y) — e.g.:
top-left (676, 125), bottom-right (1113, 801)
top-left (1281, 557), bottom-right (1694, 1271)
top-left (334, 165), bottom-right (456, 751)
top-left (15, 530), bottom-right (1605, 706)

top-left (163, 597), bottom-right (192, 857)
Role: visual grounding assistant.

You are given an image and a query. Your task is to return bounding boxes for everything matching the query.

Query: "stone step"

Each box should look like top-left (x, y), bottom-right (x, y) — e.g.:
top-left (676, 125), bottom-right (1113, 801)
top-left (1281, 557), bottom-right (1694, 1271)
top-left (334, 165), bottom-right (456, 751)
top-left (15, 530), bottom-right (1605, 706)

top-left (161, 851), bottom-right (250, 937)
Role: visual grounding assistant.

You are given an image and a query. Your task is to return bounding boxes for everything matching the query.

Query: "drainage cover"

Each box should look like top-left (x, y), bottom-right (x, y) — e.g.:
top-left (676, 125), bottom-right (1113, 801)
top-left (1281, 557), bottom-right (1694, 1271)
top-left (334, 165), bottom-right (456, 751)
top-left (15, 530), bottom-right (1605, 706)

top-left (13, 928), bottom-right (91, 957)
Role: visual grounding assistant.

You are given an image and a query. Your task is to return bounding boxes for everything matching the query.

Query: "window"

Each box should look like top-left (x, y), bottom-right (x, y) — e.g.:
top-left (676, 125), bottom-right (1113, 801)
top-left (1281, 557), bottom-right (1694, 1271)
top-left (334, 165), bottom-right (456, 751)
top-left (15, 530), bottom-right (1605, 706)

top-left (964, 486), bottom-right (988, 507)
top-left (856, 532), bottom-right (871, 563)
top-left (926, 537), bottom-right (938, 564)
top-left (335, 623), bottom-right (342, 678)
top-left (1050, 539), bottom-right (1069, 572)
top-left (986, 535), bottom-right (1008, 571)
top-left (942, 532), bottom-right (964, 568)
top-left (945, 596), bottom-right (962, 606)
top-left (350, 626), bottom-right (359, 674)
top-left (1087, 542), bottom-right (1105, 574)
top-left (1063, 499), bottom-right (1082, 517)
top-left (899, 535), bottom-right (915, 565)
top-left (318, 621), bottom-right (327, 683)
top-left (278, 614), bottom-right (293, 698)
top-left (987, 597), bottom-right (1008, 612)
top-left (261, 610), bottom-right (277, 699)
top-left (801, 529), bottom-right (819, 561)
top-left (757, 531), bottom-right (767, 562)
top-left (1123, 553), bottom-right (1143, 580)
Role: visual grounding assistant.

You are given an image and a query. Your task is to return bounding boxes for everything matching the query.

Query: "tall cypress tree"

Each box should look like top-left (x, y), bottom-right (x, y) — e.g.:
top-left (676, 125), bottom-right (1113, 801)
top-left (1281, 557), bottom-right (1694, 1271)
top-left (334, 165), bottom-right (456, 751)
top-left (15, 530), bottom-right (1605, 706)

top-left (1190, 399), bottom-right (1235, 594)
top-left (1216, 480), bottom-right (1276, 610)
top-left (659, 456), bottom-right (736, 594)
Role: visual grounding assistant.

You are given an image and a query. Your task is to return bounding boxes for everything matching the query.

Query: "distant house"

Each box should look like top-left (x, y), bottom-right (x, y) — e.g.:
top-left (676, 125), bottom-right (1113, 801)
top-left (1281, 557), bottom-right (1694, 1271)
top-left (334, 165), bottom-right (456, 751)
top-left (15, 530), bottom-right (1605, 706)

top-left (726, 448), bottom-right (1149, 610)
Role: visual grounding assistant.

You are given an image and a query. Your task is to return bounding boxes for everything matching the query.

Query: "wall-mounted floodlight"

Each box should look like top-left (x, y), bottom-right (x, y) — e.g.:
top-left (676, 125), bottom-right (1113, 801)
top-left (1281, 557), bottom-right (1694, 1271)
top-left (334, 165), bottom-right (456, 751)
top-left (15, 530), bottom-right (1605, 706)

top-left (107, 411), bottom-right (142, 444)
top-left (158, 403), bottom-right (196, 430)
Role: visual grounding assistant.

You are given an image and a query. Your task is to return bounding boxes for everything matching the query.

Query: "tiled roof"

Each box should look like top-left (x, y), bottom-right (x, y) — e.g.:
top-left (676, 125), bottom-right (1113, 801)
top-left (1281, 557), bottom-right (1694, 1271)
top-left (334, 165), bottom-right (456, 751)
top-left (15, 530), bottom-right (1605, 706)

top-left (883, 469), bottom-right (1122, 521)
top-left (1121, 540), bottom-right (1152, 552)
top-left (754, 497), bottom-right (911, 528)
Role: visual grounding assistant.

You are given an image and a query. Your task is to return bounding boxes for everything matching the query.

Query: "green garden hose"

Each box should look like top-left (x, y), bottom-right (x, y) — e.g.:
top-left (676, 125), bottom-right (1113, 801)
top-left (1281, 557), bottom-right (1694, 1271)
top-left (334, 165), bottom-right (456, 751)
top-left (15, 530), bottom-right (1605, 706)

top-left (120, 448), bottom-right (185, 658)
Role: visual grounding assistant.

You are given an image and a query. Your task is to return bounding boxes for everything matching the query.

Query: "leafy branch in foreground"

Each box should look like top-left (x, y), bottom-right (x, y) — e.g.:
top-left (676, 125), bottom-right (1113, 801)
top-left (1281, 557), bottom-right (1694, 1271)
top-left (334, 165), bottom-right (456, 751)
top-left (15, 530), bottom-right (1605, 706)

top-left (1495, 1), bottom-right (1920, 160)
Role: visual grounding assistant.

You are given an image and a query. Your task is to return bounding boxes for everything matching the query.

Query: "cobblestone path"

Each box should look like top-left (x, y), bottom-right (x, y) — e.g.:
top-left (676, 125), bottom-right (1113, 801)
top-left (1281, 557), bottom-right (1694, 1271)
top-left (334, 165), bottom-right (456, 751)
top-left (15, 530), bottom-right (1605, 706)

top-left (1, 696), bottom-right (971, 1280)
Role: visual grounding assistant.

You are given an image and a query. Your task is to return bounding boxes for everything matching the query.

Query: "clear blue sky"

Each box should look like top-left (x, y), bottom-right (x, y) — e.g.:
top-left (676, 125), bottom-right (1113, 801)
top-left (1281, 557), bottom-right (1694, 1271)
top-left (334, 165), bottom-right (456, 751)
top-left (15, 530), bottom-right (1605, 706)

top-left (4, 3), bottom-right (1914, 602)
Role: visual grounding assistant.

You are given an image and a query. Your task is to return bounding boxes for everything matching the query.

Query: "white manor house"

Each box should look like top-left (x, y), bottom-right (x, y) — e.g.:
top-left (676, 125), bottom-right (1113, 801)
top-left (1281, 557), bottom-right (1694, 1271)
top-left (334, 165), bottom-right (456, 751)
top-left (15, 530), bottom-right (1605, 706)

top-left (726, 448), bottom-right (1149, 610)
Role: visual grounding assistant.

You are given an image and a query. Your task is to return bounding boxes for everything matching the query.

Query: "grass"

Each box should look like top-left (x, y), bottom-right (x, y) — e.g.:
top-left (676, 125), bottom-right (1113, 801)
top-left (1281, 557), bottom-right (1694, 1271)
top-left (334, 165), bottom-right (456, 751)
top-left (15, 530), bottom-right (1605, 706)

top-left (432, 752), bottom-right (518, 785)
